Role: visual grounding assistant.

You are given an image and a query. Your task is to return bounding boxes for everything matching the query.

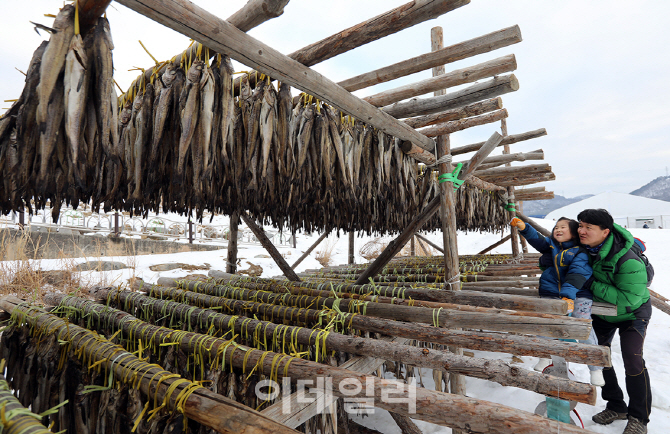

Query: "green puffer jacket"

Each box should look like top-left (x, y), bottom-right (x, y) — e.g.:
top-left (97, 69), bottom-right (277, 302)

top-left (588, 223), bottom-right (650, 322)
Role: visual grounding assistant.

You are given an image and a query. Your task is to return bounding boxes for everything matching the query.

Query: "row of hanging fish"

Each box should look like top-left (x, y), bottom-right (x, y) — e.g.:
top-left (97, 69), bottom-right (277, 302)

top-left (0, 4), bottom-right (507, 234)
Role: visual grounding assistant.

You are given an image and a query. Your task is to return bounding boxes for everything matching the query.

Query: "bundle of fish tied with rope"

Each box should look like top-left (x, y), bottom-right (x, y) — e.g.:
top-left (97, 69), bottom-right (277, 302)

top-left (0, 4), bottom-right (510, 235)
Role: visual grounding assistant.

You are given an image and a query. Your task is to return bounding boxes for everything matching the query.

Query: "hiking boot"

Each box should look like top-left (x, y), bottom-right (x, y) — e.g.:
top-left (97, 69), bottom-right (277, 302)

top-left (622, 416), bottom-right (647, 434)
top-left (592, 408), bottom-right (628, 425)
top-left (533, 358), bottom-right (552, 372)
top-left (590, 370), bottom-right (605, 387)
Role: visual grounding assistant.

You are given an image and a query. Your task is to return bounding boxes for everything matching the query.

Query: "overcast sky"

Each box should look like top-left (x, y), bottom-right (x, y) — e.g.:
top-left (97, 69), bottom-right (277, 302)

top-left (2, 0), bottom-right (669, 198)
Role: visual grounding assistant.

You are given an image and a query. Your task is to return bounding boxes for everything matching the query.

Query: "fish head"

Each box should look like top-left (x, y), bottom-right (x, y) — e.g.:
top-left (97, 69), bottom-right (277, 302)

top-left (302, 105), bottom-right (314, 120)
top-left (187, 60), bottom-right (205, 83)
top-left (240, 75), bottom-right (252, 100)
top-left (162, 64), bottom-right (178, 87)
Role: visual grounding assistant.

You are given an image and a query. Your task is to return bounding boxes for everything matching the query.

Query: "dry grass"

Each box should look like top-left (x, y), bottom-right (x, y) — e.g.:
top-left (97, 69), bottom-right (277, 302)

top-left (315, 239), bottom-right (337, 267)
top-left (360, 238), bottom-right (388, 261)
top-left (360, 236), bottom-right (436, 260)
top-left (0, 230), bottom-right (89, 302)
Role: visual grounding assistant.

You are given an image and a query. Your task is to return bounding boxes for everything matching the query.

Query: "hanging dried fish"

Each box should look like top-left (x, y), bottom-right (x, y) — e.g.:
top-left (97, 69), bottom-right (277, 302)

top-left (35, 5), bottom-right (74, 187)
top-left (175, 59), bottom-right (204, 184)
top-left (64, 31), bottom-right (89, 189)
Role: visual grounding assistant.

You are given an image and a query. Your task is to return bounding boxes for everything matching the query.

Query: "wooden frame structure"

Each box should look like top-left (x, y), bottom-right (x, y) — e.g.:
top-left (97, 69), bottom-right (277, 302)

top-left (0, 1), bottom-right (586, 433)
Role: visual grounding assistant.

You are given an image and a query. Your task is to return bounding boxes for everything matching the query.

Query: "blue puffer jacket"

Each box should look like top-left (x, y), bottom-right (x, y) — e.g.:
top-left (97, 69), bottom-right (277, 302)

top-left (518, 225), bottom-right (593, 300)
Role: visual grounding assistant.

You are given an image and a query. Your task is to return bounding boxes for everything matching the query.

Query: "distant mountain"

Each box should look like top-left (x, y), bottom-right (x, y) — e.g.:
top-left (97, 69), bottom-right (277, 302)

top-left (522, 194), bottom-right (594, 218)
top-left (630, 176), bottom-right (670, 202)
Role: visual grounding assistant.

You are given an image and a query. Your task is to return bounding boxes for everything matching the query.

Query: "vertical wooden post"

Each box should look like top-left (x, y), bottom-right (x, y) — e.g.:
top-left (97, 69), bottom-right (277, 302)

top-left (432, 26), bottom-right (466, 421)
top-left (410, 236), bottom-right (416, 256)
top-left (291, 230), bottom-right (297, 248)
top-left (188, 218), bottom-right (194, 244)
top-left (227, 211), bottom-right (240, 274)
top-left (501, 119), bottom-right (520, 257)
top-left (114, 212), bottom-right (120, 236)
top-left (348, 231), bottom-right (355, 265)
top-left (18, 209), bottom-right (25, 230)
top-left (240, 213), bottom-right (301, 281)
top-left (518, 201), bottom-right (529, 253)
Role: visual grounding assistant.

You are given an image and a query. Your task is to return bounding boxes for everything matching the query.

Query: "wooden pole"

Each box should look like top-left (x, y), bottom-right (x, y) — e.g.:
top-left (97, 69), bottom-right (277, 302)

top-left (227, 211), bottom-right (240, 274)
top-left (419, 109), bottom-right (508, 137)
top-left (404, 98), bottom-right (502, 129)
top-left (340, 25), bottom-right (522, 92)
top-left (477, 234), bottom-right (512, 255)
top-left (240, 212), bottom-right (301, 281)
top-left (452, 128), bottom-right (546, 156)
top-left (431, 27), bottom-right (465, 415)
top-left (348, 231), bottom-right (355, 265)
top-left (384, 74), bottom-right (518, 119)
top-left (209, 271), bottom-right (568, 314)
top-left (156, 280), bottom-right (591, 339)
top-left (410, 235), bottom-right (416, 256)
top-left (136, 284), bottom-right (607, 366)
top-left (119, 0), bottom-right (437, 152)
top-left (415, 234), bottom-right (444, 254)
top-left (292, 230), bottom-right (331, 269)
top-left (415, 236), bottom-right (430, 256)
top-left (364, 55), bottom-right (517, 108)
top-left (78, 0), bottom-right (113, 35)
top-left (467, 150), bottom-right (544, 170)
top-left (354, 132), bottom-right (503, 286)
top-left (515, 211), bottom-right (551, 237)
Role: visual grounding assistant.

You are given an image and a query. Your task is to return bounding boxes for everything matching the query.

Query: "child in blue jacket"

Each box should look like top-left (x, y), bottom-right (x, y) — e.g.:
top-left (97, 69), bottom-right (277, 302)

top-left (511, 217), bottom-right (604, 386)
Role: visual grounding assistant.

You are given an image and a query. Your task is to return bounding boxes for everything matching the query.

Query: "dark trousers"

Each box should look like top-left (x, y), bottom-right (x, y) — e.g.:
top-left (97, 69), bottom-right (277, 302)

top-left (592, 300), bottom-right (652, 424)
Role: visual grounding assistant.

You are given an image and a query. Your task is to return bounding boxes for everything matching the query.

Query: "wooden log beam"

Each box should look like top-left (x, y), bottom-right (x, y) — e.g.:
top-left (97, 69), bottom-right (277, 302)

top-left (432, 26), bottom-right (466, 413)
top-left (475, 163), bottom-right (551, 178)
top-left (488, 172), bottom-right (555, 188)
top-left (78, 0), bottom-right (113, 35)
top-left (0, 295), bottom-right (300, 434)
top-left (349, 231), bottom-right (356, 264)
top-left (459, 149), bottom-right (544, 169)
top-left (135, 284), bottom-right (609, 367)
top-left (0, 372), bottom-right (51, 434)
top-left (117, 0), bottom-right (437, 151)
top-left (515, 211), bottom-right (551, 237)
top-left (419, 109), bottom-right (508, 137)
top-left (452, 128), bottom-right (546, 156)
top-left (364, 55), bottom-right (517, 108)
top-left (226, 211), bottom-right (240, 274)
top-left (292, 230), bottom-right (331, 269)
top-left (162, 279), bottom-right (588, 338)
top-left (477, 234), bottom-right (512, 255)
top-left (383, 74), bottom-right (518, 119)
top-left (514, 191), bottom-right (555, 201)
top-left (404, 98), bottom-right (502, 129)
top-left (240, 212), bottom-right (301, 281)
top-left (464, 174), bottom-right (507, 191)
top-left (208, 271), bottom-right (568, 314)
top-left (340, 25), bottom-right (522, 92)
top-left (415, 234), bottom-right (444, 254)
top-left (355, 132), bottom-right (503, 285)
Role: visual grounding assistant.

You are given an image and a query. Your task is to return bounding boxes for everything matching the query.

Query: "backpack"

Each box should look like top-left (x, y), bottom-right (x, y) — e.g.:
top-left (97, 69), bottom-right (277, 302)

top-left (615, 237), bottom-right (654, 287)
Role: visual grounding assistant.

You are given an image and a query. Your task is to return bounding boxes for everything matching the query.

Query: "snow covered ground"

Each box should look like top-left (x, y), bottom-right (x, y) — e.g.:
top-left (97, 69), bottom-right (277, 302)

top-left (4, 217), bottom-right (669, 433)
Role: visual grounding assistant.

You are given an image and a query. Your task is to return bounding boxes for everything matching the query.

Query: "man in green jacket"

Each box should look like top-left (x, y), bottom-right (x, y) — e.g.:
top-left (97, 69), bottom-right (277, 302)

top-left (578, 209), bottom-right (652, 434)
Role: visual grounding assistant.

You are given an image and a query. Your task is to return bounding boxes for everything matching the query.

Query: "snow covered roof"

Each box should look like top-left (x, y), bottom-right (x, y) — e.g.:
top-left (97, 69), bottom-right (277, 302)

top-left (546, 191), bottom-right (670, 220)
